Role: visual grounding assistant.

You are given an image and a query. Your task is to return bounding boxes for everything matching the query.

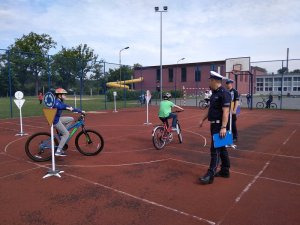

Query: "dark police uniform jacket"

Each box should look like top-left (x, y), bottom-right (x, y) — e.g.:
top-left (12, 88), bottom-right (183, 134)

top-left (208, 86), bottom-right (231, 133)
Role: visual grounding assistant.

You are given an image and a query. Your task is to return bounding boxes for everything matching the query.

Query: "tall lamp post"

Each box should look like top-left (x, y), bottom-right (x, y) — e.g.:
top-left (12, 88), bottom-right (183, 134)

top-left (155, 6), bottom-right (168, 101)
top-left (119, 46), bottom-right (129, 84)
top-left (175, 57), bottom-right (185, 104)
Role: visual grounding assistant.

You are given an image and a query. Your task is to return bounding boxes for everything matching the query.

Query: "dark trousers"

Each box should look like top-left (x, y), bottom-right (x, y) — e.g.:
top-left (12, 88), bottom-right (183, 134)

top-left (207, 123), bottom-right (230, 176)
top-left (227, 114), bottom-right (238, 139)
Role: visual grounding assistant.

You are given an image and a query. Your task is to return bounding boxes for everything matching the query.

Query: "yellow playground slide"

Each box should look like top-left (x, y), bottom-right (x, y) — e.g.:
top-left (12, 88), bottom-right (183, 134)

top-left (106, 77), bottom-right (143, 89)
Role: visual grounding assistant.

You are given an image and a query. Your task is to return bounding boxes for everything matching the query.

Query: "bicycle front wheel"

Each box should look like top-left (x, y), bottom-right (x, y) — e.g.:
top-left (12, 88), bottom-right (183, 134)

top-left (152, 126), bottom-right (166, 150)
top-left (75, 129), bottom-right (104, 156)
top-left (25, 132), bottom-right (59, 162)
top-left (176, 122), bottom-right (183, 144)
top-left (256, 102), bottom-right (264, 109)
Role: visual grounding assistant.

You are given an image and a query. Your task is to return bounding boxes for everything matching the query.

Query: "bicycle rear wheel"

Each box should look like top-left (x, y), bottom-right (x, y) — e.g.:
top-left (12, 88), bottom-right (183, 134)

top-left (256, 102), bottom-right (264, 108)
top-left (176, 122), bottom-right (183, 143)
top-left (75, 129), bottom-right (104, 156)
top-left (25, 132), bottom-right (59, 162)
top-left (152, 126), bottom-right (166, 150)
top-left (270, 103), bottom-right (277, 109)
top-left (199, 100), bottom-right (207, 110)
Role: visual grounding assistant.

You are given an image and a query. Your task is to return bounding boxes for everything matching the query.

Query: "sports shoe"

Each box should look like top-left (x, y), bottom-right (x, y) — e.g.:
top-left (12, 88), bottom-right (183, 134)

top-left (171, 127), bottom-right (177, 131)
top-left (55, 150), bottom-right (67, 157)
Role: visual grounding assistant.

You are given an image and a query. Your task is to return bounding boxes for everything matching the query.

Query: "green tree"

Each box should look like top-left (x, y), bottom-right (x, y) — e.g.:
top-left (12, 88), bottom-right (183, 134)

top-left (51, 44), bottom-right (99, 91)
top-left (8, 32), bottom-right (56, 95)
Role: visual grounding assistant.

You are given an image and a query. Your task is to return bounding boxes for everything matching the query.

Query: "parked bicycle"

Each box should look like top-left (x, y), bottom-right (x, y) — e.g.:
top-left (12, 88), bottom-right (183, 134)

top-left (256, 97), bottom-right (277, 109)
top-left (199, 99), bottom-right (210, 109)
top-left (25, 113), bottom-right (104, 162)
top-left (152, 111), bottom-right (183, 150)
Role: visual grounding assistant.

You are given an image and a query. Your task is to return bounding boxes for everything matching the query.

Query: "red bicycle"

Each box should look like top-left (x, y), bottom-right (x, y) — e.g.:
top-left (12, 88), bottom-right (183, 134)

top-left (152, 111), bottom-right (183, 150)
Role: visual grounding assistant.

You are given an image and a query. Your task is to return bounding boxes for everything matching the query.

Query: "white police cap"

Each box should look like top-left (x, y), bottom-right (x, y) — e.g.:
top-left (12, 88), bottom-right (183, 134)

top-left (209, 71), bottom-right (224, 80)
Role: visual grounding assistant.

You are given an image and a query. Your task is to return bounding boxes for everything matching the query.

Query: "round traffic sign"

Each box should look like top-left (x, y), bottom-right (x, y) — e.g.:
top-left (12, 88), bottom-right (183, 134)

top-left (15, 91), bottom-right (24, 100)
top-left (43, 92), bottom-right (55, 108)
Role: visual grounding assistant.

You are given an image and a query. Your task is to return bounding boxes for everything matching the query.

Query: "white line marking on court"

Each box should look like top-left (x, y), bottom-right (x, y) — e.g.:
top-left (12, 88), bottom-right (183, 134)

top-left (65, 173), bottom-right (216, 225)
top-left (235, 161), bottom-right (270, 203)
top-left (58, 158), bottom-right (170, 168)
top-left (183, 129), bottom-right (207, 147)
top-left (283, 129), bottom-right (297, 145)
top-left (0, 159), bottom-right (18, 165)
top-left (0, 166), bottom-right (41, 179)
top-left (260, 176), bottom-right (300, 186)
top-left (103, 147), bottom-right (154, 153)
top-left (4, 136), bottom-right (28, 153)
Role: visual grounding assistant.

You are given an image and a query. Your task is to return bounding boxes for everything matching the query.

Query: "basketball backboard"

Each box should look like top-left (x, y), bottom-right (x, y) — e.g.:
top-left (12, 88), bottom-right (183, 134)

top-left (225, 57), bottom-right (250, 73)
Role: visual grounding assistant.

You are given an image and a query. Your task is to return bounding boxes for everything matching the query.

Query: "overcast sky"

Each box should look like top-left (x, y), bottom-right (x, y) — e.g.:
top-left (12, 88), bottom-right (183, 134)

top-left (1, 0), bottom-right (300, 67)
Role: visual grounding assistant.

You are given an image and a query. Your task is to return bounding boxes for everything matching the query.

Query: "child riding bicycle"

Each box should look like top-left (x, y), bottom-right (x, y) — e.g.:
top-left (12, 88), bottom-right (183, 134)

top-left (53, 88), bottom-right (84, 157)
top-left (158, 92), bottom-right (184, 131)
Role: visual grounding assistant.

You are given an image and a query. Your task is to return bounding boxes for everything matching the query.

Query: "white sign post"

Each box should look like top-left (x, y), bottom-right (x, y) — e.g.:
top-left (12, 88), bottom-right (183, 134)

top-left (42, 92), bottom-right (64, 179)
top-left (113, 91), bottom-right (118, 113)
top-left (14, 91), bottom-right (28, 136)
top-left (144, 90), bottom-right (152, 125)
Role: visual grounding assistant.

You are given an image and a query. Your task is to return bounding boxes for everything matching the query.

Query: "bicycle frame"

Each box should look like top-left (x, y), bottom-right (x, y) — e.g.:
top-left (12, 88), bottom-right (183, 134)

top-left (56, 115), bottom-right (86, 145)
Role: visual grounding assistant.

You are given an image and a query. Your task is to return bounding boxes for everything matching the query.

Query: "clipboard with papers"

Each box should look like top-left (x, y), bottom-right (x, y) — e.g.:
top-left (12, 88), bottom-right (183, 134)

top-left (213, 131), bottom-right (233, 148)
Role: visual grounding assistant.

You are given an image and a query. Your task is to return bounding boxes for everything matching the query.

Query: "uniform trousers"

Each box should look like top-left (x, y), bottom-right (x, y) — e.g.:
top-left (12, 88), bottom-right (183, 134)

top-left (207, 123), bottom-right (231, 176)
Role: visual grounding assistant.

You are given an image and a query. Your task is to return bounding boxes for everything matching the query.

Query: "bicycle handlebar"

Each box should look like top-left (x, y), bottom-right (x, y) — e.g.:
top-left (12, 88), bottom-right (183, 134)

top-left (172, 110), bottom-right (183, 113)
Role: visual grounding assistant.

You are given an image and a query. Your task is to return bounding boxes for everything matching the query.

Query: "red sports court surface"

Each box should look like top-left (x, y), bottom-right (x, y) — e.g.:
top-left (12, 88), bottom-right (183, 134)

top-left (0, 106), bottom-right (299, 225)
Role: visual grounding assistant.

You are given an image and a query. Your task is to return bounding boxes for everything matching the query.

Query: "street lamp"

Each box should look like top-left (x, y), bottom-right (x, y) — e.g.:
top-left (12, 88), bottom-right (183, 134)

top-left (175, 57), bottom-right (185, 104)
top-left (154, 6), bottom-right (168, 101)
top-left (119, 46), bottom-right (129, 83)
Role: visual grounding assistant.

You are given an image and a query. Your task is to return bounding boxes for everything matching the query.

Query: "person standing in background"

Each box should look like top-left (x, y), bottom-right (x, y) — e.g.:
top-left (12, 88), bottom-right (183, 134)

top-left (225, 79), bottom-right (239, 142)
top-left (38, 92), bottom-right (43, 104)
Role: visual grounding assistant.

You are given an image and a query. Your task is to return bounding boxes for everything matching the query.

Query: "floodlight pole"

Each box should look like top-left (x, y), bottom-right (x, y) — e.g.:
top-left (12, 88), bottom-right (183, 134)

top-left (175, 57), bottom-right (185, 104)
top-left (155, 6), bottom-right (168, 101)
top-left (119, 47), bottom-right (129, 84)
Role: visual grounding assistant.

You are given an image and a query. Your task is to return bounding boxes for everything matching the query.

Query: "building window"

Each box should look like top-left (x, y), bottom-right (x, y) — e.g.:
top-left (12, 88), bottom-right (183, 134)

top-left (264, 78), bottom-right (273, 92)
top-left (210, 64), bottom-right (215, 71)
top-left (168, 68), bottom-right (173, 82)
top-left (256, 78), bottom-right (263, 91)
top-left (181, 67), bottom-right (187, 82)
top-left (273, 77), bottom-right (282, 92)
top-left (293, 77), bottom-right (300, 91)
top-left (156, 68), bottom-right (160, 81)
top-left (195, 66), bottom-right (201, 82)
top-left (283, 77), bottom-right (292, 92)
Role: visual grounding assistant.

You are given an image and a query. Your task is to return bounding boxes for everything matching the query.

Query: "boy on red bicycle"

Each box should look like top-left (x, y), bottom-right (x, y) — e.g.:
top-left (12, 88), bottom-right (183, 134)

top-left (158, 92), bottom-right (184, 131)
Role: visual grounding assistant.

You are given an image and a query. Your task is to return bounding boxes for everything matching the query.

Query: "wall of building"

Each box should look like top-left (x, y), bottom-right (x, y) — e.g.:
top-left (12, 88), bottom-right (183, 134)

top-left (134, 60), bottom-right (251, 95)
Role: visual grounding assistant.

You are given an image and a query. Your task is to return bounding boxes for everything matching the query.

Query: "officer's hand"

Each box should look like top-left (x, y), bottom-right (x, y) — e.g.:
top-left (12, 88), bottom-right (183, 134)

top-left (199, 120), bottom-right (204, 128)
top-left (220, 127), bottom-right (227, 138)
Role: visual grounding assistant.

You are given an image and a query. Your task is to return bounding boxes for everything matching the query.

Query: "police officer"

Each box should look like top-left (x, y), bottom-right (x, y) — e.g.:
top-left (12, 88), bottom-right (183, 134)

top-left (199, 71), bottom-right (231, 184)
top-left (225, 79), bottom-right (239, 142)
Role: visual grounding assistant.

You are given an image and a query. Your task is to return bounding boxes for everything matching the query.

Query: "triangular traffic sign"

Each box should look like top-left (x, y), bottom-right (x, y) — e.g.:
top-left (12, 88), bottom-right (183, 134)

top-left (43, 108), bottom-right (57, 126)
top-left (14, 99), bottom-right (25, 109)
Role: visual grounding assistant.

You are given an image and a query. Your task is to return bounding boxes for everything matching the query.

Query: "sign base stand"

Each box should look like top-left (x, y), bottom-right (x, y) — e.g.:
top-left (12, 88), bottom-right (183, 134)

top-left (144, 122), bottom-right (152, 125)
top-left (15, 132), bottom-right (28, 136)
top-left (43, 169), bottom-right (64, 179)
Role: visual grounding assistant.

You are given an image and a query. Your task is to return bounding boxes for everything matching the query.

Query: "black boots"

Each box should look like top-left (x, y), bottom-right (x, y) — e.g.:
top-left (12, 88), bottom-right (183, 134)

top-left (215, 170), bottom-right (230, 178)
top-left (199, 173), bottom-right (214, 184)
